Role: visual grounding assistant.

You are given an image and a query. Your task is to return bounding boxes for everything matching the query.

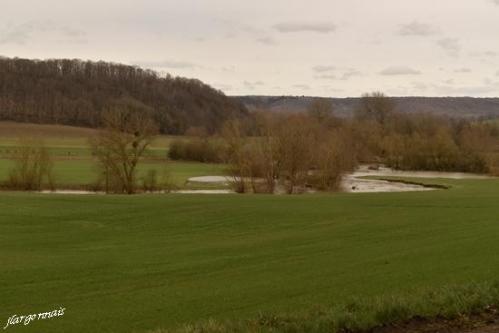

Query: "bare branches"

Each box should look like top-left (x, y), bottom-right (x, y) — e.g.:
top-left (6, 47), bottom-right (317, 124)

top-left (222, 112), bottom-right (356, 194)
top-left (6, 139), bottom-right (55, 191)
top-left (90, 99), bottom-right (158, 194)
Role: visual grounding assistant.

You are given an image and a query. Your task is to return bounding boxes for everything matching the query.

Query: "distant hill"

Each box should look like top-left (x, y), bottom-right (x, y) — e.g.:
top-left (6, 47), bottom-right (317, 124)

top-left (0, 57), bottom-right (248, 134)
top-left (236, 96), bottom-right (499, 119)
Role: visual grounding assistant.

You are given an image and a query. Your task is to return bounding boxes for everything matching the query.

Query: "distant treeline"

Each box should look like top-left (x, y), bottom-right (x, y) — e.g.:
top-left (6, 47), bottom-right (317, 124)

top-left (171, 94), bottom-right (499, 179)
top-left (0, 57), bottom-right (248, 134)
top-left (237, 95), bottom-right (499, 119)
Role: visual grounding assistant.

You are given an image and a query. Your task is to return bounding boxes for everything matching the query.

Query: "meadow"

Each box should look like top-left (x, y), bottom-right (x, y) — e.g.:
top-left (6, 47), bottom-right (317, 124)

top-left (1, 177), bottom-right (499, 332)
top-left (2, 122), bottom-right (499, 332)
top-left (0, 122), bottom-right (225, 189)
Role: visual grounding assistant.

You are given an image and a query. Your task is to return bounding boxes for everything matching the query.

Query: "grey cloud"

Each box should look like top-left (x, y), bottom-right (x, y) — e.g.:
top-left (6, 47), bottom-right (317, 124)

top-left (341, 69), bottom-right (362, 80)
top-left (433, 83), bottom-right (499, 96)
top-left (0, 22), bottom-right (34, 44)
top-left (322, 87), bottom-right (344, 93)
top-left (134, 60), bottom-right (198, 69)
top-left (316, 74), bottom-right (337, 80)
top-left (470, 51), bottom-right (498, 58)
top-left (256, 36), bottom-right (278, 46)
top-left (293, 84), bottom-right (310, 89)
top-left (213, 83), bottom-right (232, 92)
top-left (221, 66), bottom-right (236, 72)
top-left (411, 82), bottom-right (428, 91)
top-left (315, 68), bottom-right (361, 80)
top-left (0, 21), bottom-right (86, 45)
top-left (313, 65), bottom-right (335, 73)
top-left (60, 26), bottom-right (86, 38)
top-left (398, 21), bottom-right (438, 36)
top-left (437, 38), bottom-right (461, 57)
top-left (244, 80), bottom-right (265, 90)
top-left (454, 68), bottom-right (472, 73)
top-left (273, 22), bottom-right (336, 34)
top-left (379, 66), bottom-right (421, 75)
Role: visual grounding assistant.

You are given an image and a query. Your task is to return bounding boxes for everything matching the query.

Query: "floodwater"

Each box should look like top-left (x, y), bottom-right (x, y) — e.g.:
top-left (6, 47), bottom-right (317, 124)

top-left (37, 166), bottom-right (491, 195)
top-left (342, 165), bottom-right (490, 193)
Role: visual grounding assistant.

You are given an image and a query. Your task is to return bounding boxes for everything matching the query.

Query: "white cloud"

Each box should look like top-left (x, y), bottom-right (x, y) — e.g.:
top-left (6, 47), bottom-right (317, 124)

top-left (379, 66), bottom-right (421, 75)
top-left (273, 22), bottom-right (336, 34)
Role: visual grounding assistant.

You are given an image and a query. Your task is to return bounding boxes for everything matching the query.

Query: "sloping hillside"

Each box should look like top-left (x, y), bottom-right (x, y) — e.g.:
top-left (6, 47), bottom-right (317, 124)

top-left (0, 57), bottom-right (248, 134)
top-left (237, 96), bottom-right (499, 118)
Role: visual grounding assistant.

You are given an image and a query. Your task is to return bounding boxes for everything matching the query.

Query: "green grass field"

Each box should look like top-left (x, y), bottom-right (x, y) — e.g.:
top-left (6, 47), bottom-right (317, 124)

top-left (0, 159), bottom-right (225, 189)
top-left (0, 122), bottom-right (225, 189)
top-left (1, 178), bottom-right (499, 332)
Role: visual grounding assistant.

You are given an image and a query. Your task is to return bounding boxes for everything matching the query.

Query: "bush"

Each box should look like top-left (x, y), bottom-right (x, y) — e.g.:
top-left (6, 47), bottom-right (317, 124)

top-left (141, 168), bottom-right (176, 193)
top-left (168, 138), bottom-right (223, 163)
top-left (5, 139), bottom-right (55, 191)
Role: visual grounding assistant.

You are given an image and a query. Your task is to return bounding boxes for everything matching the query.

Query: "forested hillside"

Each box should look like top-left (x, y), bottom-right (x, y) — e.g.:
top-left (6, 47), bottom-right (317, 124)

top-left (238, 96), bottom-right (499, 119)
top-left (0, 57), bottom-right (248, 134)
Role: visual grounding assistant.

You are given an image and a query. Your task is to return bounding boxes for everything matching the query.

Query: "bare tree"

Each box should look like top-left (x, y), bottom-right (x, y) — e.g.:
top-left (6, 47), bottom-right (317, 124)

top-left (90, 99), bottom-right (158, 194)
top-left (356, 92), bottom-right (395, 124)
top-left (7, 138), bottom-right (55, 191)
top-left (308, 99), bottom-right (335, 123)
top-left (221, 119), bottom-right (250, 193)
top-left (245, 112), bottom-right (280, 193)
top-left (275, 114), bottom-right (317, 194)
top-left (311, 129), bottom-right (356, 191)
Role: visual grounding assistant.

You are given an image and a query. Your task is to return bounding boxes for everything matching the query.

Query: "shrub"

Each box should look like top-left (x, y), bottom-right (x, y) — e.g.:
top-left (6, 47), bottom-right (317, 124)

top-left (5, 139), bottom-right (55, 191)
top-left (168, 138), bottom-right (223, 163)
top-left (141, 168), bottom-right (176, 193)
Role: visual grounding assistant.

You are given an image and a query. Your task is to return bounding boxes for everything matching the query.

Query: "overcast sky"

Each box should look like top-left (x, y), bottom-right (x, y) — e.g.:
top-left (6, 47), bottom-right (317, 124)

top-left (1, 0), bottom-right (499, 97)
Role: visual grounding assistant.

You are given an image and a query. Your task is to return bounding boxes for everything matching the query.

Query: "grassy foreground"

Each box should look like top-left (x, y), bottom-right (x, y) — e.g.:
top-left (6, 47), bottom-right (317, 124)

top-left (1, 178), bottom-right (499, 332)
top-left (154, 281), bottom-right (499, 333)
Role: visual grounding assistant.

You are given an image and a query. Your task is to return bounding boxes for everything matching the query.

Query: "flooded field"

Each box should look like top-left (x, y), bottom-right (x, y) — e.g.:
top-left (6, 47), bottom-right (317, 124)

top-left (37, 166), bottom-right (492, 195)
top-left (342, 165), bottom-right (491, 193)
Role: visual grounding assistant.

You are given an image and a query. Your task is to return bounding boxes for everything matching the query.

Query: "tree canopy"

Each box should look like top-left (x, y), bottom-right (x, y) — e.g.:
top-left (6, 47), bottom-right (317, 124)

top-left (0, 57), bottom-right (248, 134)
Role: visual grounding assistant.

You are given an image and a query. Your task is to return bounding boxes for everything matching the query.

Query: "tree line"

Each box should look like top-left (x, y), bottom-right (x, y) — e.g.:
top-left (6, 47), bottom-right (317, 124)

top-left (171, 93), bottom-right (499, 194)
top-left (0, 57), bottom-right (248, 134)
top-left (4, 91), bottom-right (499, 194)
